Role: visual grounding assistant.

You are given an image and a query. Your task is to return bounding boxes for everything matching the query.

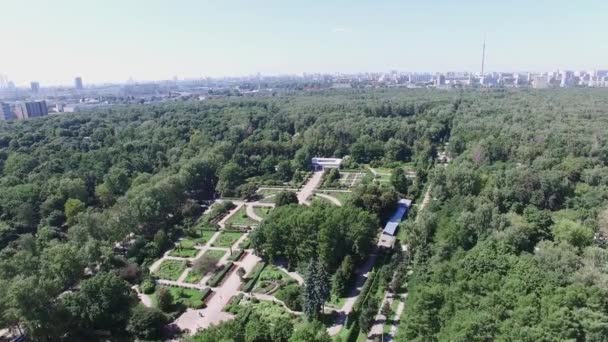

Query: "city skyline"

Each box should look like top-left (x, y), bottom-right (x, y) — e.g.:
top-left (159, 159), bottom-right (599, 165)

top-left (2, 0), bottom-right (608, 85)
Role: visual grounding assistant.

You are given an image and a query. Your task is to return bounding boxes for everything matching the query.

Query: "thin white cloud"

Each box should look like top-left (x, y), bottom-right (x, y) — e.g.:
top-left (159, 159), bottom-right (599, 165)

top-left (331, 27), bottom-right (352, 33)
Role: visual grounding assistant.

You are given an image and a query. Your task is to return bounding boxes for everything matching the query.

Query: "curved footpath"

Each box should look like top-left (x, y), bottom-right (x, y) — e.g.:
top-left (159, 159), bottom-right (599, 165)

top-left (315, 193), bottom-right (342, 206)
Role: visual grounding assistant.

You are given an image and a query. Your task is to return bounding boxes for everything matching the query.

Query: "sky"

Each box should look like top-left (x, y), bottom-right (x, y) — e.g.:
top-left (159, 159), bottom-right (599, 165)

top-left (1, 0), bottom-right (608, 86)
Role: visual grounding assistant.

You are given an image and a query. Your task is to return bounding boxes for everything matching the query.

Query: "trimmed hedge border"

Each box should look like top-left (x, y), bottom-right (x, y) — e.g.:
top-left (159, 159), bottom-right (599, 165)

top-left (201, 287), bottom-right (213, 302)
top-left (207, 262), bottom-right (235, 287)
top-left (228, 249), bottom-right (246, 262)
top-left (240, 262), bottom-right (266, 292)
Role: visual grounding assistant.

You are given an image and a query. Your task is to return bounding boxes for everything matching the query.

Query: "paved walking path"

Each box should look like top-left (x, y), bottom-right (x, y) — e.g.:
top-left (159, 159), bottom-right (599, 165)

top-left (368, 292), bottom-right (391, 341)
top-left (173, 251), bottom-right (262, 334)
top-left (315, 193), bottom-right (342, 206)
top-left (133, 285), bottom-right (154, 307)
top-left (387, 296), bottom-right (406, 341)
top-left (157, 168), bottom-right (327, 334)
top-left (278, 266), bottom-right (304, 285)
top-left (327, 247), bottom-right (379, 336)
top-left (244, 203), bottom-right (275, 222)
top-left (298, 171), bottom-right (324, 204)
top-left (218, 202), bottom-right (244, 228)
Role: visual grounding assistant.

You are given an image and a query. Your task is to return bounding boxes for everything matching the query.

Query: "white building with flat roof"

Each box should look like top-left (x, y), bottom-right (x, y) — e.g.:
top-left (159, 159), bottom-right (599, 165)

top-left (311, 157), bottom-right (343, 171)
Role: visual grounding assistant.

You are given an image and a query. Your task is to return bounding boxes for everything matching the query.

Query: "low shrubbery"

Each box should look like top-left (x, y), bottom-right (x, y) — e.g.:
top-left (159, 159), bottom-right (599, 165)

top-left (275, 284), bottom-right (302, 311)
top-left (240, 262), bottom-right (266, 292)
top-left (207, 262), bottom-right (235, 287)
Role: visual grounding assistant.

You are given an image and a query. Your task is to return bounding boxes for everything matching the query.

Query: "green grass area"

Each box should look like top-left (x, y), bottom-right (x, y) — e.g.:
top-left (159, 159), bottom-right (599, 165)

top-left (253, 264), bottom-right (293, 293)
top-left (205, 249), bottom-right (227, 260)
top-left (212, 231), bottom-right (244, 248)
top-left (372, 167), bottom-right (394, 174)
top-left (225, 206), bottom-right (258, 227)
top-left (252, 206), bottom-right (272, 220)
top-left (182, 229), bottom-right (218, 246)
top-left (238, 236), bottom-right (251, 249)
top-left (317, 190), bottom-right (352, 204)
top-left (183, 269), bottom-right (205, 284)
top-left (184, 249), bottom-right (227, 283)
top-left (327, 295), bottom-right (348, 309)
top-left (154, 286), bottom-right (207, 309)
top-left (154, 260), bottom-right (186, 281)
top-left (257, 188), bottom-right (297, 202)
top-left (169, 247), bottom-right (198, 258)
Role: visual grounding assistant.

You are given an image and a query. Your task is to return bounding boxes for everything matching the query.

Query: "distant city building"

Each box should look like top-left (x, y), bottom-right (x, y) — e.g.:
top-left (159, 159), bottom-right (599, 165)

top-left (532, 76), bottom-right (549, 89)
top-left (74, 77), bottom-right (83, 90)
top-left (435, 74), bottom-right (446, 86)
top-left (30, 81), bottom-right (40, 94)
top-left (16, 101), bottom-right (48, 119)
top-left (0, 102), bottom-right (14, 120)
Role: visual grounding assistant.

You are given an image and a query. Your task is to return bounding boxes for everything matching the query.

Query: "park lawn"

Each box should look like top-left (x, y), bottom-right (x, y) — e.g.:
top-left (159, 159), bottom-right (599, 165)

top-left (212, 231), bottom-right (244, 248)
top-left (154, 260), bottom-right (186, 281)
top-left (204, 249), bottom-right (227, 260)
top-left (225, 206), bottom-right (258, 227)
top-left (155, 286), bottom-right (206, 309)
top-left (318, 191), bottom-right (352, 204)
top-left (169, 247), bottom-right (198, 258)
top-left (195, 230), bottom-right (218, 245)
top-left (314, 194), bottom-right (338, 206)
top-left (184, 268), bottom-right (205, 284)
top-left (252, 206), bottom-right (272, 220)
top-left (182, 229), bottom-right (218, 246)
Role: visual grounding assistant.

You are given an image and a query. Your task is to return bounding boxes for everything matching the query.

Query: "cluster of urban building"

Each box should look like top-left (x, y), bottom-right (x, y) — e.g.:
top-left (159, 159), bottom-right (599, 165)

top-left (328, 69), bottom-right (608, 89)
top-left (1, 69), bottom-right (608, 121)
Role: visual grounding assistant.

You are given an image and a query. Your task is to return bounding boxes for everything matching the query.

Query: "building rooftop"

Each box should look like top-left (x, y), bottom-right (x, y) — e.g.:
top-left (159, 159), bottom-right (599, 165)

top-left (383, 199), bottom-right (412, 236)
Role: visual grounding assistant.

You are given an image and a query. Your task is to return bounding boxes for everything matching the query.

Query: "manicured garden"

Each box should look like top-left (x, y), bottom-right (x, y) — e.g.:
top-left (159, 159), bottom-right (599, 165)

top-left (315, 190), bottom-right (352, 205)
top-left (252, 206), bottom-right (272, 220)
top-left (183, 249), bottom-right (227, 284)
top-left (253, 264), bottom-right (294, 294)
top-left (169, 239), bottom-right (199, 257)
top-left (154, 260), bottom-right (187, 281)
top-left (224, 206), bottom-right (258, 227)
top-left (212, 231), bottom-right (244, 248)
top-left (154, 286), bottom-right (209, 309)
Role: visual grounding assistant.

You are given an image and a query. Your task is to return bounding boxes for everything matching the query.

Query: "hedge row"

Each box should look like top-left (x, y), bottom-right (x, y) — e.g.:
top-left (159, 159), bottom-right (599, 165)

top-left (201, 287), bottom-right (212, 302)
top-left (240, 262), bottom-right (266, 292)
top-left (228, 249), bottom-right (245, 262)
top-left (207, 262), bottom-right (235, 287)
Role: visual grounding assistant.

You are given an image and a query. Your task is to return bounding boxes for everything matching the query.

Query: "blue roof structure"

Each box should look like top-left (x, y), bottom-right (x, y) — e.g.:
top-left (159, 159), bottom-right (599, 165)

top-left (383, 199), bottom-right (412, 236)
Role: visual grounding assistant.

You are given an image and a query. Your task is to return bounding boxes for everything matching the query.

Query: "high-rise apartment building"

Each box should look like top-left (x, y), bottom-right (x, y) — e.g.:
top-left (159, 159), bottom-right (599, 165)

top-left (74, 77), bottom-right (83, 90)
top-left (30, 81), bottom-right (40, 94)
top-left (0, 102), bottom-right (14, 120)
top-left (16, 101), bottom-right (48, 118)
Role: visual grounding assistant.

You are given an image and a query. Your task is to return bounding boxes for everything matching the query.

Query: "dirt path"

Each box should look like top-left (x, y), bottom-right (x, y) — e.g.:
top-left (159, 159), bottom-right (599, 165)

top-left (297, 171), bottom-right (324, 204)
top-left (245, 204), bottom-right (264, 222)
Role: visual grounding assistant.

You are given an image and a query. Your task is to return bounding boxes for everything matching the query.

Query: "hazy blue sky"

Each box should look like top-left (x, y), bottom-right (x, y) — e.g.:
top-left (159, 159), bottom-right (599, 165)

top-left (1, 0), bottom-right (607, 85)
